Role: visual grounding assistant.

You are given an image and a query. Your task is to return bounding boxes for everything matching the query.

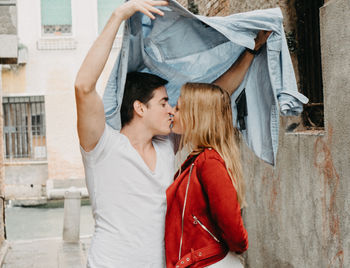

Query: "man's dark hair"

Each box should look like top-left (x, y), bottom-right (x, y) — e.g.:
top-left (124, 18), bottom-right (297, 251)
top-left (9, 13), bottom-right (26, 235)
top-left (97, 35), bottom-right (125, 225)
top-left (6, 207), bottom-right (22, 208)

top-left (121, 72), bottom-right (168, 127)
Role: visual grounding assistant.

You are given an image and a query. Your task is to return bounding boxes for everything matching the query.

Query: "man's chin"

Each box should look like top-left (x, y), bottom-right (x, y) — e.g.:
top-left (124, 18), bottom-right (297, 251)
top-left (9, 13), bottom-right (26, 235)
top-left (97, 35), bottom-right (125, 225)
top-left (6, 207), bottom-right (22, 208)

top-left (152, 129), bottom-right (170, 137)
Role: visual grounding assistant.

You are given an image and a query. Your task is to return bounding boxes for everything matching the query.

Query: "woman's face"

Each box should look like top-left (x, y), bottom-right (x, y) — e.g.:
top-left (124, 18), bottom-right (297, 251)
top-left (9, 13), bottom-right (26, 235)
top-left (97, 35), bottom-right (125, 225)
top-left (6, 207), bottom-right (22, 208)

top-left (171, 98), bottom-right (184, 135)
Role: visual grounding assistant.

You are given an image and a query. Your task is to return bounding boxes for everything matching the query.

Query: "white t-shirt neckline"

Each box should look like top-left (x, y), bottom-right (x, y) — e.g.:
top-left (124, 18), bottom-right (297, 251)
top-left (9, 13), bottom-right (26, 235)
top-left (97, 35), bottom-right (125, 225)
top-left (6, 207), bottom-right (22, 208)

top-left (118, 133), bottom-right (160, 175)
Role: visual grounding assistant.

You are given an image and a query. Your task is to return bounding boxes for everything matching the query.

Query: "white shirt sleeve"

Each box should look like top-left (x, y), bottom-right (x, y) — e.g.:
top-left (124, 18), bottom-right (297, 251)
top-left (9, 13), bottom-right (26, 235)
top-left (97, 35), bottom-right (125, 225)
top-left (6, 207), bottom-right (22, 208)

top-left (79, 123), bottom-right (113, 165)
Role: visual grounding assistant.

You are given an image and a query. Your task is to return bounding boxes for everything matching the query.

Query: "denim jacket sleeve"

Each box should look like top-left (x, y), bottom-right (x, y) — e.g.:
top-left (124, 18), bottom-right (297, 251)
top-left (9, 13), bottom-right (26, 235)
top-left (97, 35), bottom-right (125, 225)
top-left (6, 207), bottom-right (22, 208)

top-left (103, 0), bottom-right (308, 165)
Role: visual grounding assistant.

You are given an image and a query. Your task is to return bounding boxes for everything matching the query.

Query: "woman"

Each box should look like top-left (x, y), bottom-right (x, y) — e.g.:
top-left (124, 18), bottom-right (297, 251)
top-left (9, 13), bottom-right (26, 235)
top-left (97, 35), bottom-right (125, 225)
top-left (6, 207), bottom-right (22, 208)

top-left (165, 83), bottom-right (248, 268)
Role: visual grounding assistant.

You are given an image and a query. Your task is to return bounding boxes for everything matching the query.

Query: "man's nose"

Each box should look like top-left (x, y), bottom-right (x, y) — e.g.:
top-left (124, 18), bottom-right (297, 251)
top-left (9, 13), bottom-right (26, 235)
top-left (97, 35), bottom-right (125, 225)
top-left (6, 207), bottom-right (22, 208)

top-left (167, 104), bottom-right (175, 115)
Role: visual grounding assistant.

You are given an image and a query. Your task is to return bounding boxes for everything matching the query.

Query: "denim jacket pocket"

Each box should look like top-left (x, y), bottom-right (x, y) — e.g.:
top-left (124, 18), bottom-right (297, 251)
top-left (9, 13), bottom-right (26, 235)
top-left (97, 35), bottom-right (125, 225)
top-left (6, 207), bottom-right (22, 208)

top-left (267, 38), bottom-right (283, 93)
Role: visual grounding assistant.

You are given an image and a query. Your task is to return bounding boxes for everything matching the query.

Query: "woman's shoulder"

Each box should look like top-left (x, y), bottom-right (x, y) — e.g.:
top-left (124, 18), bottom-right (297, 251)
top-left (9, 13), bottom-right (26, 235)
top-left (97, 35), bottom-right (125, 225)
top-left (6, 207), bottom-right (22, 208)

top-left (196, 148), bottom-right (225, 166)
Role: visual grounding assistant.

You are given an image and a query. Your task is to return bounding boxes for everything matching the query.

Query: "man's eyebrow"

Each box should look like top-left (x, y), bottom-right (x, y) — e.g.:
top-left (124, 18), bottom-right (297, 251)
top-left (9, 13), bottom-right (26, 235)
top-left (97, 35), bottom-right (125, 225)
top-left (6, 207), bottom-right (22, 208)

top-left (159, 97), bottom-right (169, 102)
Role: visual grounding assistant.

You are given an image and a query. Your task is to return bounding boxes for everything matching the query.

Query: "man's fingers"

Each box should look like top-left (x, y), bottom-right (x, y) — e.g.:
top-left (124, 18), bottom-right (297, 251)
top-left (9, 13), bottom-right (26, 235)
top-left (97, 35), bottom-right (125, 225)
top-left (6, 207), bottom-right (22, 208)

top-left (256, 30), bottom-right (272, 42)
top-left (134, 0), bottom-right (168, 19)
top-left (139, 5), bottom-right (156, 19)
top-left (146, 0), bottom-right (169, 7)
top-left (262, 31), bottom-right (272, 42)
top-left (143, 3), bottom-right (165, 16)
top-left (264, 31), bottom-right (272, 38)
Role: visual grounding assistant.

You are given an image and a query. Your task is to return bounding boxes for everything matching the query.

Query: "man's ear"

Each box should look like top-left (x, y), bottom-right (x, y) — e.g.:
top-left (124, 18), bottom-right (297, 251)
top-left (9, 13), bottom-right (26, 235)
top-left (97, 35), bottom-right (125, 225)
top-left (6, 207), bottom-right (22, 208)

top-left (133, 100), bottom-right (145, 117)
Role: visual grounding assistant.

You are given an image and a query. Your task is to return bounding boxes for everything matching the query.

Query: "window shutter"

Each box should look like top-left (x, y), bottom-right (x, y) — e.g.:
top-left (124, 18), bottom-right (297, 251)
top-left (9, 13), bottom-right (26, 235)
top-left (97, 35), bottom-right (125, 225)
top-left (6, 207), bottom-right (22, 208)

top-left (98, 0), bottom-right (124, 33)
top-left (41, 0), bottom-right (72, 26)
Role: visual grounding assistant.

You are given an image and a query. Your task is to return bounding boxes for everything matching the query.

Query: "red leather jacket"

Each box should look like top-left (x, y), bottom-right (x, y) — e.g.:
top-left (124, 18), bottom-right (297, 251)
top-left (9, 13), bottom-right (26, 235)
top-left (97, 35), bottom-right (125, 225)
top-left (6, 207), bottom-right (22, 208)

top-left (165, 148), bottom-right (248, 268)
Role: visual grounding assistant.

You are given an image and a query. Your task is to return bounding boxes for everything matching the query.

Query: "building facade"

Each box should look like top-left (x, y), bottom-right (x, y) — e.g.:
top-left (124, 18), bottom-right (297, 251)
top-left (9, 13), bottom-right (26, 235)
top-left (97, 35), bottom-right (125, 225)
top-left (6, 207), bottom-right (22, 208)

top-left (0, 0), bottom-right (18, 250)
top-left (1, 0), bottom-right (123, 202)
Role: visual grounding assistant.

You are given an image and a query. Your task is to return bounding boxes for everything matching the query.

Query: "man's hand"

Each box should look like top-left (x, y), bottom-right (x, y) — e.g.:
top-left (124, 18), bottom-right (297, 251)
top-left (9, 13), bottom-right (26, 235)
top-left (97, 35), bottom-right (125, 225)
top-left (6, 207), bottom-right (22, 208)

top-left (117, 0), bottom-right (168, 21)
top-left (254, 30), bottom-right (272, 51)
top-left (214, 30), bottom-right (273, 96)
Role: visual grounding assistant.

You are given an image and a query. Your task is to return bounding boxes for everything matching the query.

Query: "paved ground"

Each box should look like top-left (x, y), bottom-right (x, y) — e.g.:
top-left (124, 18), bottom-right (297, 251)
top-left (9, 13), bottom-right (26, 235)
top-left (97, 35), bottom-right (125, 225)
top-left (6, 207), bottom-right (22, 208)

top-left (2, 236), bottom-right (91, 268)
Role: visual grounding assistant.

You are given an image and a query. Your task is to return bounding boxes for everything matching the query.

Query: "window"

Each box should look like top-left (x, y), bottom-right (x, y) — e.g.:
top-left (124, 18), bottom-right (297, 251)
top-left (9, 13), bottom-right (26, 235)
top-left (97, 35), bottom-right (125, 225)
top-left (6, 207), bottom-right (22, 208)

top-left (98, 0), bottom-right (124, 34)
top-left (41, 0), bottom-right (72, 36)
top-left (3, 96), bottom-right (47, 160)
top-left (295, 0), bottom-right (324, 129)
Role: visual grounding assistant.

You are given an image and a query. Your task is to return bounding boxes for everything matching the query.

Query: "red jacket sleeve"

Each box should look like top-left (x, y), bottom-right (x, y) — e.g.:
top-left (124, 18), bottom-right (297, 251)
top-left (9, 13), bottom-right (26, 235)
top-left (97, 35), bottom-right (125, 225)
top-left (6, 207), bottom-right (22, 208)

top-left (198, 158), bottom-right (248, 253)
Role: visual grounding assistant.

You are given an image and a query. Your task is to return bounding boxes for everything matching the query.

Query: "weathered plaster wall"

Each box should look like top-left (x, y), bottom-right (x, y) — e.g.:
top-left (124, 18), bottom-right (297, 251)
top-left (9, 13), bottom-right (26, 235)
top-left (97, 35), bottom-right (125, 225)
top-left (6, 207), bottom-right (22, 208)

top-left (0, 2), bottom-right (18, 61)
top-left (0, 4), bottom-right (16, 34)
top-left (241, 0), bottom-right (350, 267)
top-left (4, 162), bottom-right (48, 199)
top-left (319, 0), bottom-right (350, 265)
top-left (1, 65), bottom-right (26, 94)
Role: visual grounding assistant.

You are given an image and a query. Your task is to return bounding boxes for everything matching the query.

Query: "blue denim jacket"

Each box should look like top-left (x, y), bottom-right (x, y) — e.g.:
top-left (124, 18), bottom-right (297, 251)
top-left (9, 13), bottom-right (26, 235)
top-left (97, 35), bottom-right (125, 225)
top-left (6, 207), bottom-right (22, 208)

top-left (102, 0), bottom-right (308, 165)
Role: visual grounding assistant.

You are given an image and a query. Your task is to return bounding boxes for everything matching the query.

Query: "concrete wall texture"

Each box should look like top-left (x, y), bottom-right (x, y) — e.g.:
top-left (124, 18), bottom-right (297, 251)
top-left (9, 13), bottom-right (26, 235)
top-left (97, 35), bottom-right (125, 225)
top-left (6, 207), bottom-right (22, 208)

top-left (179, 0), bottom-right (349, 267)
top-left (0, 2), bottom-right (18, 60)
top-left (4, 162), bottom-right (47, 199)
top-left (0, 4), bottom-right (16, 34)
top-left (241, 0), bottom-right (349, 267)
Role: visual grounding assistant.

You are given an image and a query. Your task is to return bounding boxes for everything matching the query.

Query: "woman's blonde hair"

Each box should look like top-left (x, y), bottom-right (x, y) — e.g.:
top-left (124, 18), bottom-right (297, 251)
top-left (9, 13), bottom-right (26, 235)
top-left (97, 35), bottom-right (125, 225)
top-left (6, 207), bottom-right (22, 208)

top-left (178, 82), bottom-right (246, 207)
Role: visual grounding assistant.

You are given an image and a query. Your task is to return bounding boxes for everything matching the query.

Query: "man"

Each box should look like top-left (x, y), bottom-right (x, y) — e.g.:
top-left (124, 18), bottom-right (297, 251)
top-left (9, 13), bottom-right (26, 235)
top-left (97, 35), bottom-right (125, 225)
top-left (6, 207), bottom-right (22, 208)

top-left (75, 0), bottom-right (270, 267)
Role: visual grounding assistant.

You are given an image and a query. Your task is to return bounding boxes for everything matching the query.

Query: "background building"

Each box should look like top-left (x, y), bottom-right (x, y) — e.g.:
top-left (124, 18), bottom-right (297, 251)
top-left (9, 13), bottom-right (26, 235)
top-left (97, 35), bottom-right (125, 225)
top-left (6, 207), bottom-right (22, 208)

top-left (1, 0), bottom-right (123, 204)
top-left (0, 0), bottom-right (18, 253)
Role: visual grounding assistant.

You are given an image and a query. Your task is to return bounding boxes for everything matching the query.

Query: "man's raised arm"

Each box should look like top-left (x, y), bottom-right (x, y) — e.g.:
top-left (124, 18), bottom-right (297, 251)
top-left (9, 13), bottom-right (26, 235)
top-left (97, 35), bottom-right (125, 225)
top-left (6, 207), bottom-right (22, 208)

top-left (75, 0), bottom-right (168, 152)
top-left (214, 30), bottom-right (271, 96)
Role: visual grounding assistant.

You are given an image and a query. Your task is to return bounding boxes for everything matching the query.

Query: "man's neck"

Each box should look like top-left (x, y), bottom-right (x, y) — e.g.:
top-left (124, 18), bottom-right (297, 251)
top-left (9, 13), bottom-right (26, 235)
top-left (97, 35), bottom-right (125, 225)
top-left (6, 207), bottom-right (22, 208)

top-left (120, 121), bottom-right (158, 172)
top-left (120, 122), bottom-right (154, 152)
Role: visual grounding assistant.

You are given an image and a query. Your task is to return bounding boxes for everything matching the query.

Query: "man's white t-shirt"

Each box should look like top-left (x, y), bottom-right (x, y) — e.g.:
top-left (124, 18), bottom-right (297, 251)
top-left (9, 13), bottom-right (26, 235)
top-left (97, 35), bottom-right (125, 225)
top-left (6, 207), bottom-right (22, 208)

top-left (80, 124), bottom-right (175, 268)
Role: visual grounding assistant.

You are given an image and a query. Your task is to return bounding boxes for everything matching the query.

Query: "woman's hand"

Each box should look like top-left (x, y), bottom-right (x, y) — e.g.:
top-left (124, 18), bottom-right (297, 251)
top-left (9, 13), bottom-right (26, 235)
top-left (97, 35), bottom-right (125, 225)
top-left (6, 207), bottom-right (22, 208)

top-left (254, 30), bottom-right (272, 50)
top-left (115, 0), bottom-right (168, 21)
